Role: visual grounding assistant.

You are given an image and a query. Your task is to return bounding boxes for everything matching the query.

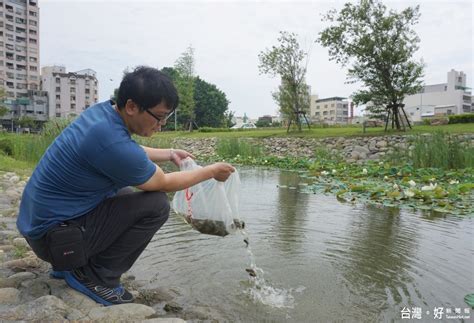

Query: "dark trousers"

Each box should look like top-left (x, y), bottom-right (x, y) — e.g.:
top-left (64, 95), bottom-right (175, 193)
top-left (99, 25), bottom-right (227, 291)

top-left (27, 188), bottom-right (170, 287)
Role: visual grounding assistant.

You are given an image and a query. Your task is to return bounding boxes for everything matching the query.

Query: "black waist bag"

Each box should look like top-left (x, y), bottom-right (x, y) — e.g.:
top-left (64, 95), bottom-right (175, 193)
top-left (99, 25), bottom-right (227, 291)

top-left (46, 222), bottom-right (87, 271)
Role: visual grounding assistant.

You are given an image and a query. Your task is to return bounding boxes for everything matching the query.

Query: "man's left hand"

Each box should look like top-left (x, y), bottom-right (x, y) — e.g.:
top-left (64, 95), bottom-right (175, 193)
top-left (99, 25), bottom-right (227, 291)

top-left (170, 149), bottom-right (195, 167)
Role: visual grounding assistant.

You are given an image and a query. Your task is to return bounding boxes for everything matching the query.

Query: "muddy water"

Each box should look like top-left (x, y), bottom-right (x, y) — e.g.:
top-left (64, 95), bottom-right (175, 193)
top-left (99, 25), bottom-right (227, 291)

top-left (132, 168), bottom-right (473, 322)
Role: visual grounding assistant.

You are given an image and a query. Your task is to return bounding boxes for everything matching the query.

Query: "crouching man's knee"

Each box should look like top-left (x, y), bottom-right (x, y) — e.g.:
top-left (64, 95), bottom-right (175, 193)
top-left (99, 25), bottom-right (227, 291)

top-left (143, 191), bottom-right (170, 227)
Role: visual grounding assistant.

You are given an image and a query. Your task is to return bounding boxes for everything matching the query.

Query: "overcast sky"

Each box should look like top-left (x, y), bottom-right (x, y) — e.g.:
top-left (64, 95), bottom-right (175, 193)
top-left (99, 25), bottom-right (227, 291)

top-left (40, 0), bottom-right (473, 118)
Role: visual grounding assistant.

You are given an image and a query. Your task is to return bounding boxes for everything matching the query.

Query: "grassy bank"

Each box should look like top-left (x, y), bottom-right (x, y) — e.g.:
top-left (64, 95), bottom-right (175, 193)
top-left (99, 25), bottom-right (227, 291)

top-left (154, 123), bottom-right (474, 139)
top-left (1, 122), bottom-right (472, 215)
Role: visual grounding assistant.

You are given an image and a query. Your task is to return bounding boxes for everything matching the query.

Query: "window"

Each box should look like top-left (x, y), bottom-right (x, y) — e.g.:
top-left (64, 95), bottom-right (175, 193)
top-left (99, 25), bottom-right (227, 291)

top-left (316, 105), bottom-right (320, 109)
top-left (70, 87), bottom-right (76, 93)
top-left (29, 38), bottom-right (37, 44)
top-left (69, 79), bottom-right (76, 84)
top-left (29, 57), bottom-right (37, 62)
top-left (29, 20), bottom-right (37, 26)
top-left (29, 10), bottom-right (37, 16)
top-left (324, 104), bottom-right (328, 108)
top-left (85, 88), bottom-right (90, 94)
top-left (70, 95), bottom-right (76, 101)
top-left (315, 112), bottom-right (320, 116)
top-left (55, 87), bottom-right (60, 92)
top-left (29, 66), bottom-right (37, 71)
top-left (56, 112), bottom-right (61, 117)
top-left (29, 29), bottom-right (37, 35)
top-left (56, 78), bottom-right (60, 83)
top-left (56, 94), bottom-right (60, 100)
top-left (331, 103), bottom-right (335, 107)
top-left (71, 103), bottom-right (76, 110)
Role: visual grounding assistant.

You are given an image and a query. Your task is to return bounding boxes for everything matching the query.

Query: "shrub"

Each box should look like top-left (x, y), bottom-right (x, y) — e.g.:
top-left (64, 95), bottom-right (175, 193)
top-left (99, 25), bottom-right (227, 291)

top-left (216, 138), bottom-right (262, 158)
top-left (198, 127), bottom-right (231, 133)
top-left (448, 113), bottom-right (474, 124)
top-left (410, 132), bottom-right (474, 169)
top-left (0, 138), bottom-right (13, 155)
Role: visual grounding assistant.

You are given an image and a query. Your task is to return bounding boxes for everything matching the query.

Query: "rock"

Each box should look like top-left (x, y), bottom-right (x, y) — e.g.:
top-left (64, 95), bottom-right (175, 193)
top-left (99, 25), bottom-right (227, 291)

top-left (20, 279), bottom-right (51, 300)
top-left (66, 308), bottom-right (88, 320)
top-left (87, 303), bottom-right (156, 321)
top-left (0, 245), bottom-right (15, 252)
top-left (142, 319), bottom-right (186, 323)
top-left (350, 151), bottom-right (360, 160)
top-left (12, 237), bottom-right (29, 248)
top-left (2, 256), bottom-right (43, 272)
top-left (0, 295), bottom-right (71, 321)
top-left (135, 288), bottom-right (176, 306)
top-left (164, 301), bottom-right (183, 313)
top-left (0, 272), bottom-right (36, 288)
top-left (8, 176), bottom-right (20, 184)
top-left (376, 140), bottom-right (388, 148)
top-left (0, 230), bottom-right (18, 241)
top-left (51, 283), bottom-right (102, 312)
top-left (353, 145), bottom-right (370, 154)
top-left (0, 287), bottom-right (21, 304)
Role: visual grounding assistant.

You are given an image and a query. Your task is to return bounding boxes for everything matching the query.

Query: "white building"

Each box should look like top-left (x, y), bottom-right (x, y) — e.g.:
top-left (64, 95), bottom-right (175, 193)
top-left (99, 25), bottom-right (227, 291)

top-left (41, 66), bottom-right (99, 118)
top-left (0, 0), bottom-right (41, 129)
top-left (403, 69), bottom-right (472, 122)
top-left (309, 95), bottom-right (349, 124)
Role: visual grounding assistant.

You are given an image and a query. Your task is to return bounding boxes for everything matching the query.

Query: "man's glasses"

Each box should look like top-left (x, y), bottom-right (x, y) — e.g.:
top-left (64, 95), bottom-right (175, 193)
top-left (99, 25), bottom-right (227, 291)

top-left (145, 109), bottom-right (175, 124)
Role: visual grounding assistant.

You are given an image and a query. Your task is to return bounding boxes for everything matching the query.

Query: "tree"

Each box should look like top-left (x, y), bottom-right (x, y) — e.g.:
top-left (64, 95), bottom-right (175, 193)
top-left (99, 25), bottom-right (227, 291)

top-left (174, 46), bottom-right (196, 131)
top-left (318, 0), bottom-right (424, 130)
top-left (0, 87), bottom-right (8, 119)
top-left (258, 31), bottom-right (311, 132)
top-left (194, 77), bottom-right (230, 127)
top-left (16, 116), bottom-right (36, 129)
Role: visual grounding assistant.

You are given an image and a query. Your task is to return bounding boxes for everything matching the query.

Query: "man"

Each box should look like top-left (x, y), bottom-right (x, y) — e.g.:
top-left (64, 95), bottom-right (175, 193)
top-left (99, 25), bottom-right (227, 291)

top-left (16, 66), bottom-right (235, 306)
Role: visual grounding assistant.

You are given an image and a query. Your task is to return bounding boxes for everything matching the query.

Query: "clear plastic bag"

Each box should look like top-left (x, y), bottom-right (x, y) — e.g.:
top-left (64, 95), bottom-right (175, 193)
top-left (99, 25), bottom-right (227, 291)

top-left (171, 158), bottom-right (244, 237)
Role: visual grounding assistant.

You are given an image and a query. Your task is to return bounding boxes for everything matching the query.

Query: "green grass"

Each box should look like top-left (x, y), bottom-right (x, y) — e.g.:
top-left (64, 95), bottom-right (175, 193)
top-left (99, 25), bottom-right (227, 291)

top-left (410, 132), bottom-right (474, 169)
top-left (0, 153), bottom-right (34, 176)
top-left (154, 123), bottom-right (474, 139)
top-left (216, 138), bottom-right (263, 158)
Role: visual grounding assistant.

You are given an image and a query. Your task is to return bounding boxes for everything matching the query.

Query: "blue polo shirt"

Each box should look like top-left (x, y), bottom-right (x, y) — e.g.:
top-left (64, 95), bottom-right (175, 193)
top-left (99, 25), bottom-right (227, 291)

top-left (17, 100), bottom-right (156, 239)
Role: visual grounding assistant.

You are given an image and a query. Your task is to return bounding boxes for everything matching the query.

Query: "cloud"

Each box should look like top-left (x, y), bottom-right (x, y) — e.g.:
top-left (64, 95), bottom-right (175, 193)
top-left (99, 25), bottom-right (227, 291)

top-left (40, 0), bottom-right (473, 118)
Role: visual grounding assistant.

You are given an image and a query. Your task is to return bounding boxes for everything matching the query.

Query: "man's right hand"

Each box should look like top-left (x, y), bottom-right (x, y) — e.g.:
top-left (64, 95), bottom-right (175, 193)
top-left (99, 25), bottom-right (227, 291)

top-left (208, 162), bottom-right (235, 182)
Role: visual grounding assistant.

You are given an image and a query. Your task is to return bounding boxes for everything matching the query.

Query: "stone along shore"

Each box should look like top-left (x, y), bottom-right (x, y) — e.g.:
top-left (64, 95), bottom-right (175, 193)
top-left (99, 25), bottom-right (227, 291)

top-left (0, 171), bottom-right (192, 322)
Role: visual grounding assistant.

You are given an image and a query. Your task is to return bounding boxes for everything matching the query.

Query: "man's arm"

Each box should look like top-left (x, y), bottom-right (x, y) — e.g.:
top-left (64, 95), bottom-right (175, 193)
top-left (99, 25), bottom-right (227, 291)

top-left (136, 163), bottom-right (235, 192)
top-left (141, 146), bottom-right (174, 163)
top-left (141, 146), bottom-right (195, 166)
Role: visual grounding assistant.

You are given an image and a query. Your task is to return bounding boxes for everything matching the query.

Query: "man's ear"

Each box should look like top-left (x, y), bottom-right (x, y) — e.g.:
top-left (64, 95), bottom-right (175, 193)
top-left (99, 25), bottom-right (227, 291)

top-left (124, 99), bottom-right (138, 116)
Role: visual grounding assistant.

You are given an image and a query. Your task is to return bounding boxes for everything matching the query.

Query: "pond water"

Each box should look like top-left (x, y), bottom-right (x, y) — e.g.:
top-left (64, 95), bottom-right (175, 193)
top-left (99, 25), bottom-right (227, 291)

top-left (131, 168), bottom-right (473, 322)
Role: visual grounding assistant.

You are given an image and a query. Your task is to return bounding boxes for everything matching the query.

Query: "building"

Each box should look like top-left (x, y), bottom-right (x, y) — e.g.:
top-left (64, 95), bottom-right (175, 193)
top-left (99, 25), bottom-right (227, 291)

top-left (41, 66), bottom-right (98, 118)
top-left (309, 95), bottom-right (349, 124)
top-left (403, 69), bottom-right (472, 122)
top-left (0, 0), bottom-right (41, 129)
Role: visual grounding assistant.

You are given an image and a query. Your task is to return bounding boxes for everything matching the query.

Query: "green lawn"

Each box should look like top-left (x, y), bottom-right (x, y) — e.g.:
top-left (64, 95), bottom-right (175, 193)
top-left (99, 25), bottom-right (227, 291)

top-left (155, 123), bottom-right (474, 139)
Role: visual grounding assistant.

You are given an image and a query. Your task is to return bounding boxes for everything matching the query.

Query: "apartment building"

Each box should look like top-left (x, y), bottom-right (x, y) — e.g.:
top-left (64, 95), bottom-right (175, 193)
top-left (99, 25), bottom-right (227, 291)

top-left (309, 95), bottom-right (349, 124)
top-left (41, 65), bottom-right (98, 118)
top-left (0, 0), bottom-right (40, 129)
top-left (403, 69), bottom-right (472, 122)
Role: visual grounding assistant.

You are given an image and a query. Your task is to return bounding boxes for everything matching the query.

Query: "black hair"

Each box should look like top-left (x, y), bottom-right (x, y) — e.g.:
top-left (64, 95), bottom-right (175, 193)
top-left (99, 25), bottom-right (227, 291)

top-left (116, 66), bottom-right (179, 112)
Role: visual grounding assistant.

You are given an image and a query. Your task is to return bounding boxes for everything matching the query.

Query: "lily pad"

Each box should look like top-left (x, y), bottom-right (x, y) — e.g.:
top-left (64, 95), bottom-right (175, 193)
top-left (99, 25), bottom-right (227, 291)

top-left (464, 294), bottom-right (474, 308)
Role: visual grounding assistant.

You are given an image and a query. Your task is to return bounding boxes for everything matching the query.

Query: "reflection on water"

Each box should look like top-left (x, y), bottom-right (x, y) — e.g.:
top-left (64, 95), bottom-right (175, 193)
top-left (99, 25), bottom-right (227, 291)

top-left (131, 168), bottom-right (473, 322)
top-left (274, 171), bottom-right (309, 253)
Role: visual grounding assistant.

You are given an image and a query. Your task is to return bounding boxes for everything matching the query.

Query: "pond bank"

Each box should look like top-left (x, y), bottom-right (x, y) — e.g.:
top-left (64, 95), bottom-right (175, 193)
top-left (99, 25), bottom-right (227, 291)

top-left (171, 133), bottom-right (474, 162)
top-left (0, 171), bottom-right (214, 322)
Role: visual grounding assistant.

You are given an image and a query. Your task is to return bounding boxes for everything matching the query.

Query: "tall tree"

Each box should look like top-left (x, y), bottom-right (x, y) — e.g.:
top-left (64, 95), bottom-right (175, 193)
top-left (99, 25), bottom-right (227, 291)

top-left (194, 77), bottom-right (230, 127)
top-left (0, 87), bottom-right (8, 118)
top-left (318, 0), bottom-right (424, 130)
top-left (258, 31), bottom-right (310, 132)
top-left (174, 46), bottom-right (196, 131)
